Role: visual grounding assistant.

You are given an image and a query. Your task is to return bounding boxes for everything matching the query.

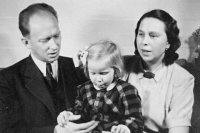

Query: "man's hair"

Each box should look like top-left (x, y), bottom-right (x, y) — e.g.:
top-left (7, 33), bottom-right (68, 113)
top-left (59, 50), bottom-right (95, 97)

top-left (134, 9), bottom-right (181, 65)
top-left (19, 3), bottom-right (58, 37)
top-left (84, 39), bottom-right (125, 78)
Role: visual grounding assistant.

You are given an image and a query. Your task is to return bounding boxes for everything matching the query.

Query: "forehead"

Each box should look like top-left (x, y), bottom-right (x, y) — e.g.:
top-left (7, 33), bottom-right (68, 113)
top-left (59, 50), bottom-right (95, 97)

top-left (139, 17), bottom-right (166, 33)
top-left (88, 58), bottom-right (110, 71)
top-left (29, 11), bottom-right (59, 38)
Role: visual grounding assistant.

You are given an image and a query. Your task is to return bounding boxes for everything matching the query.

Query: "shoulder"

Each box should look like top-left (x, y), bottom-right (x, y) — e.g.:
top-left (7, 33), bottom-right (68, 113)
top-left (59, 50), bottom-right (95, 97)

top-left (77, 81), bottom-right (93, 93)
top-left (117, 79), bottom-right (138, 94)
top-left (58, 56), bottom-right (73, 64)
top-left (170, 63), bottom-right (194, 80)
top-left (123, 55), bottom-right (141, 73)
top-left (58, 56), bottom-right (75, 69)
top-left (168, 63), bottom-right (194, 87)
top-left (77, 80), bottom-right (93, 90)
top-left (0, 57), bottom-right (27, 76)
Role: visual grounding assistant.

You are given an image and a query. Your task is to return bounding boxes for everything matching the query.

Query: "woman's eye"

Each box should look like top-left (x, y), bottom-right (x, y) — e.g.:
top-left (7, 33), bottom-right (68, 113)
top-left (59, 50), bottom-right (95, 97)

top-left (150, 34), bottom-right (158, 38)
top-left (138, 33), bottom-right (144, 37)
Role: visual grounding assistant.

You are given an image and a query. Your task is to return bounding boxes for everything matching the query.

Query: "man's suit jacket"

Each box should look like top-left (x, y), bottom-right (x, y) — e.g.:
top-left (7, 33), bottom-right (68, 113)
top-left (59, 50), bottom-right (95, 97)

top-left (0, 55), bottom-right (87, 133)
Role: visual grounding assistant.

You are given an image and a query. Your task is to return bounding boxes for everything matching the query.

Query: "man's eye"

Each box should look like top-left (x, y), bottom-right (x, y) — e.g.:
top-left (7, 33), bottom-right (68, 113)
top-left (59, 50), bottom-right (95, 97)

top-left (41, 40), bottom-right (48, 43)
top-left (54, 34), bottom-right (60, 38)
top-left (40, 38), bottom-right (50, 43)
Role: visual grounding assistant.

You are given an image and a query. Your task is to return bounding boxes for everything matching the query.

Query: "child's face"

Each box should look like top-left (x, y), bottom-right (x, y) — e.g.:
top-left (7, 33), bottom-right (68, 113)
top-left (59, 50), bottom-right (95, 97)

top-left (88, 58), bottom-right (115, 90)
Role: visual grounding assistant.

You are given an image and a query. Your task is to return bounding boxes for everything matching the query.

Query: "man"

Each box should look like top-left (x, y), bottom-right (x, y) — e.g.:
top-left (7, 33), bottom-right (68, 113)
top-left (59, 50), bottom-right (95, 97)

top-left (0, 3), bottom-right (98, 133)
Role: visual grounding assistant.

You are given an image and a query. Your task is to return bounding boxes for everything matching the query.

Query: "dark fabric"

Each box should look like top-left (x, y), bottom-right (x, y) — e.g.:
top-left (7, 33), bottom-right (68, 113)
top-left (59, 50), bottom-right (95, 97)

top-left (70, 79), bottom-right (144, 133)
top-left (46, 63), bottom-right (57, 88)
top-left (0, 55), bottom-right (87, 133)
top-left (143, 72), bottom-right (155, 79)
top-left (183, 58), bottom-right (200, 133)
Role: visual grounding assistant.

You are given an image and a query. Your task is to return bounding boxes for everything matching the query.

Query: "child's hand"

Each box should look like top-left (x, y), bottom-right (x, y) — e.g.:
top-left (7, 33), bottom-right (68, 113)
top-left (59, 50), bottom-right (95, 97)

top-left (111, 125), bottom-right (130, 133)
top-left (57, 111), bottom-right (73, 127)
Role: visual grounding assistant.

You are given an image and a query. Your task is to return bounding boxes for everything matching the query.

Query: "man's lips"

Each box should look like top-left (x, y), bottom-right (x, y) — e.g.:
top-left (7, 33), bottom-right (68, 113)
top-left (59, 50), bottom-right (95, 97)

top-left (49, 52), bottom-right (58, 57)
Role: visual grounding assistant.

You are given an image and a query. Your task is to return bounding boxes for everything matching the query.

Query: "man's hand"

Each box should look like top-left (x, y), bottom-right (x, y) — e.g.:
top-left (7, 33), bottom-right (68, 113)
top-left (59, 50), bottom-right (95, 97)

top-left (111, 125), bottom-right (130, 133)
top-left (55, 121), bottom-right (99, 133)
top-left (57, 111), bottom-right (78, 127)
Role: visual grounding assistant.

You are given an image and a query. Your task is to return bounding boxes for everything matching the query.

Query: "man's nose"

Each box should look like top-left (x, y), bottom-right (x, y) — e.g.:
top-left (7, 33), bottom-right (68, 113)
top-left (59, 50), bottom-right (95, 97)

top-left (49, 38), bottom-right (58, 50)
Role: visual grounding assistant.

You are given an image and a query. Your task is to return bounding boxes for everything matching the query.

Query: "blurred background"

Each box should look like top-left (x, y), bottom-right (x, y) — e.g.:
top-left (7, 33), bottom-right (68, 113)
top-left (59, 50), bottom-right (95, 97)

top-left (0, 0), bottom-right (200, 68)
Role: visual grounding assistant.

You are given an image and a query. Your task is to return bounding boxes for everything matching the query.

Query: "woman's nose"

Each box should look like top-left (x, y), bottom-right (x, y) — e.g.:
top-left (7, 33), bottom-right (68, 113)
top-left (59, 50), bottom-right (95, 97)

top-left (142, 36), bottom-right (149, 45)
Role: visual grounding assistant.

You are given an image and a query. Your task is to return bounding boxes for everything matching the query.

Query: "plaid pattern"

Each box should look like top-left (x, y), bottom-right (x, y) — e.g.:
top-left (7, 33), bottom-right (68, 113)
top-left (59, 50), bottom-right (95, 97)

top-left (69, 79), bottom-right (143, 133)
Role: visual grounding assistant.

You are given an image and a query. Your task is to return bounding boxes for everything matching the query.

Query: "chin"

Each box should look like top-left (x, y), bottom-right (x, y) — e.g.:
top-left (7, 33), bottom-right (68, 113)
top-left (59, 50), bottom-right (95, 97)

top-left (49, 57), bottom-right (58, 63)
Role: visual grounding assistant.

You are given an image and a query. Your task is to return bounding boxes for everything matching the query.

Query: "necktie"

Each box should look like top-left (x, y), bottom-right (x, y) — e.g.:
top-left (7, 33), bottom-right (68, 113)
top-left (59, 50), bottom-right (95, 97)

top-left (46, 63), bottom-right (57, 88)
top-left (143, 72), bottom-right (155, 79)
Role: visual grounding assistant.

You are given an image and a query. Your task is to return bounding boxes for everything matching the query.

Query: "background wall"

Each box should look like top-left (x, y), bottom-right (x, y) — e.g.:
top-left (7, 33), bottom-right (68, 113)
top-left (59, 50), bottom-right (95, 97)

top-left (0, 0), bottom-right (200, 68)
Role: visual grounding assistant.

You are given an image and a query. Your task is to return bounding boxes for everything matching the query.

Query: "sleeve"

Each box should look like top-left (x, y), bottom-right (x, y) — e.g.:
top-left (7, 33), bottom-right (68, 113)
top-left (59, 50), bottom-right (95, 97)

top-left (119, 84), bottom-right (144, 133)
top-left (0, 73), bottom-right (56, 133)
top-left (68, 86), bottom-right (87, 123)
top-left (166, 70), bottom-right (194, 129)
top-left (0, 72), bottom-right (22, 133)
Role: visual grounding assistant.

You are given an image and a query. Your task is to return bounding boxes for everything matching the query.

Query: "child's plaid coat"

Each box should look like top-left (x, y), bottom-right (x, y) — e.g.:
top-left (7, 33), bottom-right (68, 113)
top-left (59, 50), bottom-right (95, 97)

top-left (69, 79), bottom-right (144, 133)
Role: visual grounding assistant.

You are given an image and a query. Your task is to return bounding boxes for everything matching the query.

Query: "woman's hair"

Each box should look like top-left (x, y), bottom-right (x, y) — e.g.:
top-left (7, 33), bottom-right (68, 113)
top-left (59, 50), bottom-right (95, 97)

top-left (84, 39), bottom-right (125, 78)
top-left (134, 9), bottom-right (181, 65)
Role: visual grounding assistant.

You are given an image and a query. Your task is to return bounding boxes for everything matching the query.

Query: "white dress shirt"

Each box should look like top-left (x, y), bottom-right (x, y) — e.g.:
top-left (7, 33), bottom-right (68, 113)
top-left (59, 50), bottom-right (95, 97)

top-left (31, 53), bottom-right (58, 81)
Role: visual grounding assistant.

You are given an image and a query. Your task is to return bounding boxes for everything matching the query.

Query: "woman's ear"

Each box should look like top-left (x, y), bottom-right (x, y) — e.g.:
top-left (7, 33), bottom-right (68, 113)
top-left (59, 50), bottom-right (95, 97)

top-left (166, 42), bottom-right (170, 49)
top-left (21, 37), bottom-right (31, 49)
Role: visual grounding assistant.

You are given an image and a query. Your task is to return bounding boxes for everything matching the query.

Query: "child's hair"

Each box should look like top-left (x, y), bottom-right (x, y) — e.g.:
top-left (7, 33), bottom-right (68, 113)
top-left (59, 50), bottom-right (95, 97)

top-left (84, 39), bottom-right (125, 79)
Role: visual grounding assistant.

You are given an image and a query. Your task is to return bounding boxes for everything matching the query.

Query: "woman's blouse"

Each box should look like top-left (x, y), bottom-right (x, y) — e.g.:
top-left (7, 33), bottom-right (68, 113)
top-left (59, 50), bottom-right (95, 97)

top-left (124, 55), bottom-right (194, 132)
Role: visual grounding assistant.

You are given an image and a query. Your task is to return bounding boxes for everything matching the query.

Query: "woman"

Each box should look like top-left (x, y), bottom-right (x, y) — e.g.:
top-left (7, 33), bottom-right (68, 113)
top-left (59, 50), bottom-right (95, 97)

top-left (124, 9), bottom-right (194, 133)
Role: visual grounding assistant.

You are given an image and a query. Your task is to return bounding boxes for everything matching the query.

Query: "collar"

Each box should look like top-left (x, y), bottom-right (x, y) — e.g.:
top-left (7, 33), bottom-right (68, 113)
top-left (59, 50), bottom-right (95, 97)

top-left (31, 53), bottom-right (58, 78)
top-left (93, 78), bottom-right (118, 91)
top-left (137, 60), bottom-right (166, 82)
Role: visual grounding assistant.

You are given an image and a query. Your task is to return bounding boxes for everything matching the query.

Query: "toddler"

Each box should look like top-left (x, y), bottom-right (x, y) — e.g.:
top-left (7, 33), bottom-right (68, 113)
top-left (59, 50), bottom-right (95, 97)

top-left (57, 39), bottom-right (143, 133)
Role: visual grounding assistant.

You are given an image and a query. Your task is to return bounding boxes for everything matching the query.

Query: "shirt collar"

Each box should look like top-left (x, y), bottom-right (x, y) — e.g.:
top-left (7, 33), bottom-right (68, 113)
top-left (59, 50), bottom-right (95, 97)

top-left (137, 60), bottom-right (166, 82)
top-left (31, 53), bottom-right (58, 77)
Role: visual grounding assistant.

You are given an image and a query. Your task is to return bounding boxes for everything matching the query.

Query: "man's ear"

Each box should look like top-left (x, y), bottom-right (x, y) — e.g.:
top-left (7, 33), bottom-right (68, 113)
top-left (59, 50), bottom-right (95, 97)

top-left (21, 37), bottom-right (31, 49)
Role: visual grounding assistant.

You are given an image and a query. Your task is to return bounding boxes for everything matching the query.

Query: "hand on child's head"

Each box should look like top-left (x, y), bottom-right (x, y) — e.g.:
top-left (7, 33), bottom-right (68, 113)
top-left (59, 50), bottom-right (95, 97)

top-left (57, 111), bottom-right (73, 127)
top-left (111, 125), bottom-right (130, 133)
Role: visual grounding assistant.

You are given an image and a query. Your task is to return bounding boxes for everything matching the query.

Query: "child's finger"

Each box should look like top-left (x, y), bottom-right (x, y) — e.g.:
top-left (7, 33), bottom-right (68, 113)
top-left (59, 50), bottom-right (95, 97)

top-left (115, 126), bottom-right (122, 133)
top-left (111, 126), bottom-right (117, 133)
top-left (68, 114), bottom-right (81, 121)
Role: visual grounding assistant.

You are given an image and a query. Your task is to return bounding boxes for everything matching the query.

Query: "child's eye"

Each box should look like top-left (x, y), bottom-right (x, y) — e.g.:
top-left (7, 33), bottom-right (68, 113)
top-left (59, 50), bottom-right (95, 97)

top-left (100, 72), bottom-right (108, 75)
top-left (90, 72), bottom-right (95, 75)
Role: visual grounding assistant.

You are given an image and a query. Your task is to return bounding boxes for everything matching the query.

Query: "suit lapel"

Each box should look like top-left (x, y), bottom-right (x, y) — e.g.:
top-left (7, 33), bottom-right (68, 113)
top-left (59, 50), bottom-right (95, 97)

top-left (24, 56), bottom-right (56, 117)
top-left (58, 58), bottom-right (71, 108)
